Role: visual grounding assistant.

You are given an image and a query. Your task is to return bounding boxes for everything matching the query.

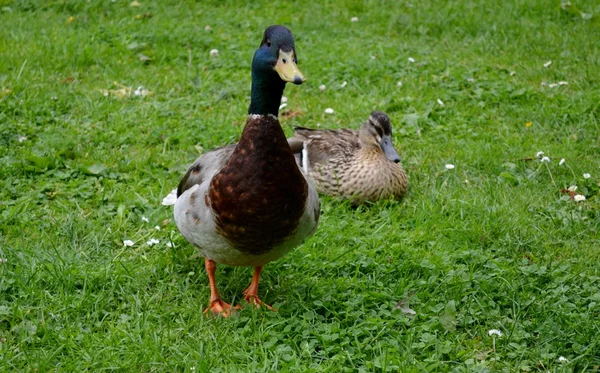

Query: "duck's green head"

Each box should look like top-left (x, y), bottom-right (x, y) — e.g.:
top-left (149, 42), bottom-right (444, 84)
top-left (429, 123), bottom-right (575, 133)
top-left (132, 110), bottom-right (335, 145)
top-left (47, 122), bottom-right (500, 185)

top-left (359, 111), bottom-right (402, 163)
top-left (249, 25), bottom-right (305, 116)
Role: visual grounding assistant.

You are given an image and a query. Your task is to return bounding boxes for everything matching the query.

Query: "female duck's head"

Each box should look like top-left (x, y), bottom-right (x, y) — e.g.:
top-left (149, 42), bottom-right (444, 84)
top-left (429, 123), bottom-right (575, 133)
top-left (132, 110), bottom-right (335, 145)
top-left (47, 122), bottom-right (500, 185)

top-left (359, 111), bottom-right (402, 163)
top-left (249, 25), bottom-right (305, 116)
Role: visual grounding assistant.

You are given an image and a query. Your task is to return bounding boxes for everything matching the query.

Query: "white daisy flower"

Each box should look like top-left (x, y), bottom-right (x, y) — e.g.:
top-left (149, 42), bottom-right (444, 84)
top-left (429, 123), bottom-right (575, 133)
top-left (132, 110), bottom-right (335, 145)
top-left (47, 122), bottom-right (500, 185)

top-left (134, 86), bottom-right (150, 96)
top-left (574, 194), bottom-right (586, 202)
top-left (567, 185), bottom-right (577, 192)
top-left (123, 240), bottom-right (134, 247)
top-left (18, 135), bottom-right (27, 142)
top-left (154, 225), bottom-right (161, 231)
top-left (445, 164), bottom-right (455, 170)
top-left (541, 156), bottom-right (550, 163)
top-left (488, 329), bottom-right (503, 337)
top-left (324, 108), bottom-right (334, 114)
top-left (583, 173), bottom-right (591, 179)
top-left (544, 60), bottom-right (552, 68)
top-left (559, 158), bottom-right (565, 165)
top-left (319, 84), bottom-right (326, 92)
top-left (146, 238), bottom-right (159, 246)
top-left (141, 216), bottom-right (150, 223)
top-left (536, 151), bottom-right (544, 158)
top-left (281, 96), bottom-right (288, 103)
top-left (558, 356), bottom-right (568, 363)
top-left (350, 16), bottom-right (359, 22)
top-left (408, 57), bottom-right (415, 63)
top-left (209, 49), bottom-right (219, 57)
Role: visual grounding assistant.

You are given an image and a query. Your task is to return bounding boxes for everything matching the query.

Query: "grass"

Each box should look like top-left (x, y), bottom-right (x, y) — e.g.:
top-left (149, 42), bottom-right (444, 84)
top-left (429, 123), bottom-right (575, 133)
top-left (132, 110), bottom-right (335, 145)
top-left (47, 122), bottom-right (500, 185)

top-left (1, 0), bottom-right (600, 371)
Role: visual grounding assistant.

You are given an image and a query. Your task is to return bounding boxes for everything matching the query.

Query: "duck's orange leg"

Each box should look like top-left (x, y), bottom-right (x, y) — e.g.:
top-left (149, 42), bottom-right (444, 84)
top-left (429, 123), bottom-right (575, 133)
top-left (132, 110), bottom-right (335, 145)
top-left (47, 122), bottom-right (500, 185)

top-left (242, 266), bottom-right (275, 311)
top-left (203, 258), bottom-right (237, 317)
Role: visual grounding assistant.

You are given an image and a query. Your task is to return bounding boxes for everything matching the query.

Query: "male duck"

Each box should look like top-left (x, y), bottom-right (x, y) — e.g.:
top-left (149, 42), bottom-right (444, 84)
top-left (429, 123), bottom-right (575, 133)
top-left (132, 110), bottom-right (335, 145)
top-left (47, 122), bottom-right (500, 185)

top-left (174, 26), bottom-right (320, 317)
top-left (287, 111), bottom-right (408, 204)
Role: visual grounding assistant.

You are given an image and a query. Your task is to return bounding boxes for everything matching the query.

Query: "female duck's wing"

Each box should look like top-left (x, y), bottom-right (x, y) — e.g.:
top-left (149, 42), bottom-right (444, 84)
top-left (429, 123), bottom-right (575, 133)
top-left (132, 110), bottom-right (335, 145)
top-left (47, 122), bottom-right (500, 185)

top-left (288, 127), bottom-right (361, 169)
top-left (177, 144), bottom-right (237, 197)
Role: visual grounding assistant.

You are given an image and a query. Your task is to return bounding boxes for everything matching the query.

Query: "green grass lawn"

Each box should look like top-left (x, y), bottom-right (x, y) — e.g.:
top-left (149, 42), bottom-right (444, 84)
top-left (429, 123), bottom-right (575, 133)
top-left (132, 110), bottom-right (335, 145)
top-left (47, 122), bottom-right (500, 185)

top-left (2, 0), bottom-right (600, 371)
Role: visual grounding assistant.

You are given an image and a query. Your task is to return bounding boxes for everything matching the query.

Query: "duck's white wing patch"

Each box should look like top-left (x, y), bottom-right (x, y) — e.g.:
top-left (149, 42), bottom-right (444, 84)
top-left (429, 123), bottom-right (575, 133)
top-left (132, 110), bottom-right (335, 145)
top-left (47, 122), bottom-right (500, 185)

top-left (301, 141), bottom-right (310, 173)
top-left (161, 189), bottom-right (178, 206)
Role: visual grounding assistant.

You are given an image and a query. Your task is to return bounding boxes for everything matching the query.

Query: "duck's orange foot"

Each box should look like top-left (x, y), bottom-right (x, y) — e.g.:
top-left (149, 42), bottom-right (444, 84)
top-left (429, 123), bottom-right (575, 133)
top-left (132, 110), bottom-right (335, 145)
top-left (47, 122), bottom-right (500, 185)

top-left (203, 299), bottom-right (240, 317)
top-left (243, 292), bottom-right (276, 311)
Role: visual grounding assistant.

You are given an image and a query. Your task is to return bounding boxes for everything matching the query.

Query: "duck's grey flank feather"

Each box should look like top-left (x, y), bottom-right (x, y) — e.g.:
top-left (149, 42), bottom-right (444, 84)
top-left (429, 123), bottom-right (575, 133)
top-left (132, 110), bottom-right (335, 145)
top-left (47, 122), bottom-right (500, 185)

top-left (177, 144), bottom-right (236, 198)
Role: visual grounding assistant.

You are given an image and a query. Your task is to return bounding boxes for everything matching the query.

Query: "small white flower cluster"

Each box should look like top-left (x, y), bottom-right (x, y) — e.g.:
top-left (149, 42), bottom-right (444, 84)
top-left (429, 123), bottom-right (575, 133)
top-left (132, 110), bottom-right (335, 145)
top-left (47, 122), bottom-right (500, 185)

top-left (123, 240), bottom-right (134, 247)
top-left (445, 164), bottom-right (455, 170)
top-left (324, 108), bottom-right (334, 114)
top-left (537, 151), bottom-right (591, 202)
top-left (567, 186), bottom-right (585, 202)
top-left (146, 238), bottom-right (159, 246)
top-left (210, 49), bottom-right (219, 57)
top-left (535, 151), bottom-right (551, 163)
top-left (133, 86), bottom-right (151, 97)
top-left (279, 96), bottom-right (288, 110)
top-left (543, 81), bottom-right (568, 88)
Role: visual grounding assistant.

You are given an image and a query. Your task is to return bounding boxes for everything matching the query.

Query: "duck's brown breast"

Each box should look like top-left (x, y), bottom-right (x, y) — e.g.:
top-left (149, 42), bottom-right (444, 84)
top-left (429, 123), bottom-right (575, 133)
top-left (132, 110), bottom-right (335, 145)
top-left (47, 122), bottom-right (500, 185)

top-left (208, 115), bottom-right (308, 255)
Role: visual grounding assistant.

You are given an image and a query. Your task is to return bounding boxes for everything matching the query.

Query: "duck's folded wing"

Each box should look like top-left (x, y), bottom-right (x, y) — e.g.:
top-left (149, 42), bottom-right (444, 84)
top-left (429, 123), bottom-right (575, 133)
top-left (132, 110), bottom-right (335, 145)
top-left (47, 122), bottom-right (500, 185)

top-left (288, 127), bottom-right (361, 167)
top-left (177, 144), bottom-right (236, 197)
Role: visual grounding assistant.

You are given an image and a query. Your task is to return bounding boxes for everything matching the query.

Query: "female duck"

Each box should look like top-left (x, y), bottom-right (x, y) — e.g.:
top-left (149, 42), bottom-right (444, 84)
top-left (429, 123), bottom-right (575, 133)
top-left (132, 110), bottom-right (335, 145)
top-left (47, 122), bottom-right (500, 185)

top-left (288, 111), bottom-right (408, 204)
top-left (174, 26), bottom-right (320, 317)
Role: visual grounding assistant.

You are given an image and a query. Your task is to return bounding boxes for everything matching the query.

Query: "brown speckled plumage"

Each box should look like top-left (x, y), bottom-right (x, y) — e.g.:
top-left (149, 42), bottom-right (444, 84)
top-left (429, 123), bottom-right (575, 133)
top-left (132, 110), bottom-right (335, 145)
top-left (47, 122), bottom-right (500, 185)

top-left (289, 111), bottom-right (408, 204)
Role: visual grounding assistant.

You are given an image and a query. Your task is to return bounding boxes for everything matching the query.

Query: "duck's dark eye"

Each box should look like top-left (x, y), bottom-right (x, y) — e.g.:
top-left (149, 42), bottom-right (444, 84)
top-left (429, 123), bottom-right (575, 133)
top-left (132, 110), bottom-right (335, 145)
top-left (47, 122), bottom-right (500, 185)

top-left (266, 40), bottom-right (272, 47)
top-left (282, 58), bottom-right (287, 64)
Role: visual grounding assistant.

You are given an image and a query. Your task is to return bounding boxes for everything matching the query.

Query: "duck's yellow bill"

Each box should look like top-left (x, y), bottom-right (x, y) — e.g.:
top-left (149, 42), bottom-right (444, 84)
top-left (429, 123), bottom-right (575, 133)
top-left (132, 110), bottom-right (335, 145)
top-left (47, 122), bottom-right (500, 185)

top-left (275, 50), bottom-right (305, 85)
